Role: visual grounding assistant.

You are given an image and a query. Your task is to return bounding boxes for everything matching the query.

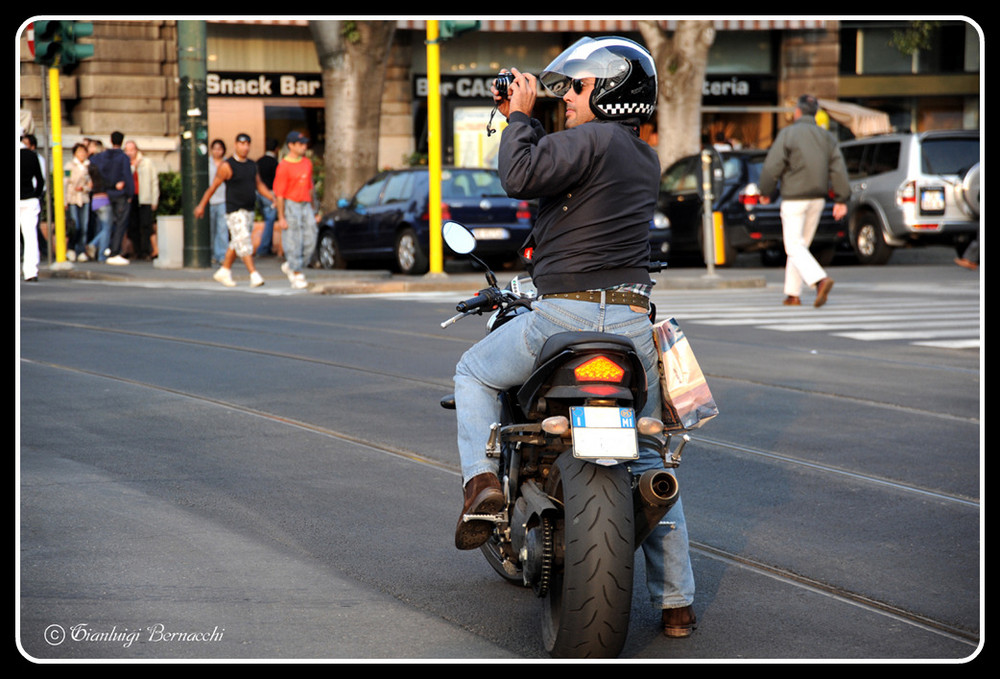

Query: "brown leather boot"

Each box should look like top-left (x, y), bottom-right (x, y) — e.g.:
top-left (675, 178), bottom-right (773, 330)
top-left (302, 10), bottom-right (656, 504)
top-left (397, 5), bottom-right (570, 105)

top-left (455, 473), bottom-right (504, 550)
top-left (662, 605), bottom-right (697, 638)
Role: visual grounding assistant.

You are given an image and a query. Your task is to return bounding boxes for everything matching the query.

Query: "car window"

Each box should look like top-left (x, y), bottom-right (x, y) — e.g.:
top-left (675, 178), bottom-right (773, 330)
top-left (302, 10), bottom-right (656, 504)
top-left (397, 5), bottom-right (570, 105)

top-left (353, 175), bottom-right (387, 209)
top-left (841, 144), bottom-right (869, 179)
top-left (382, 173), bottom-right (414, 204)
top-left (920, 137), bottom-right (979, 175)
top-left (721, 157), bottom-right (744, 182)
top-left (660, 158), bottom-right (699, 193)
top-left (870, 142), bottom-right (900, 175)
top-left (441, 170), bottom-right (506, 199)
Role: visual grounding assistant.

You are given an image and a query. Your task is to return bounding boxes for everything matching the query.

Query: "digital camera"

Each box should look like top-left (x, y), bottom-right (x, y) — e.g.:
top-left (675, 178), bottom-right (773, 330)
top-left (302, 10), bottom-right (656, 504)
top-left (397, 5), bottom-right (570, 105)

top-left (493, 72), bottom-right (513, 99)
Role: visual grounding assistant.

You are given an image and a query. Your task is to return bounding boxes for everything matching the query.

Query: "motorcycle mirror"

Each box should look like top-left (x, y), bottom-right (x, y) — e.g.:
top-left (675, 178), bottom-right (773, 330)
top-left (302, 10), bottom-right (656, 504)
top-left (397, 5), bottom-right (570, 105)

top-left (443, 221), bottom-right (477, 254)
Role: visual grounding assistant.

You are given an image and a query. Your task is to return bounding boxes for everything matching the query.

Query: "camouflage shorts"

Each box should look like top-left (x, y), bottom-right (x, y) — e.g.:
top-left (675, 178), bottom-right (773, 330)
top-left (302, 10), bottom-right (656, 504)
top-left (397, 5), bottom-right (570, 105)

top-left (225, 209), bottom-right (254, 258)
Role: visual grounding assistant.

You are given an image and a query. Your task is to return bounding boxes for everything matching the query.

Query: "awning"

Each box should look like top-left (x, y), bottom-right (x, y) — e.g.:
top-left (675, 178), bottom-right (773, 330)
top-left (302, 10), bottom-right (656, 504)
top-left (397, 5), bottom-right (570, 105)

top-left (818, 98), bottom-right (892, 138)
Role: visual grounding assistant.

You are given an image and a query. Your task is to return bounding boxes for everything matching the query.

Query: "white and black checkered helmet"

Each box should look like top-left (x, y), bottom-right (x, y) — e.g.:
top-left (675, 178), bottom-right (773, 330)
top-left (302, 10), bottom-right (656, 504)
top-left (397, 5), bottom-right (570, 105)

top-left (539, 36), bottom-right (657, 123)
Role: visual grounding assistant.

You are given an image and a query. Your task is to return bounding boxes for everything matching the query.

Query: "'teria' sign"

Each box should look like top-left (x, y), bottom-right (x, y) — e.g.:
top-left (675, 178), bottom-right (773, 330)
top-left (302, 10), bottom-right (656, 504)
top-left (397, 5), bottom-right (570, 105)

top-left (207, 72), bottom-right (323, 98)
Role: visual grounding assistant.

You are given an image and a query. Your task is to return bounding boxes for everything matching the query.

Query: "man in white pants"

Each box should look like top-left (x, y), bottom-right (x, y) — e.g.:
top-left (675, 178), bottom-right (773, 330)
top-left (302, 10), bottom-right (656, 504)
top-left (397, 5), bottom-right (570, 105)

top-left (20, 133), bottom-right (45, 282)
top-left (759, 94), bottom-right (850, 307)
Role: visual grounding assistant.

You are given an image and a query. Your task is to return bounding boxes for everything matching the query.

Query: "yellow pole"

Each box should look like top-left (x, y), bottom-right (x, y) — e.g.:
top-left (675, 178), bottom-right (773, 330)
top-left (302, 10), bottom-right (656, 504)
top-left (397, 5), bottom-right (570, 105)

top-left (426, 20), bottom-right (443, 274)
top-left (713, 211), bottom-right (726, 266)
top-left (48, 66), bottom-right (68, 265)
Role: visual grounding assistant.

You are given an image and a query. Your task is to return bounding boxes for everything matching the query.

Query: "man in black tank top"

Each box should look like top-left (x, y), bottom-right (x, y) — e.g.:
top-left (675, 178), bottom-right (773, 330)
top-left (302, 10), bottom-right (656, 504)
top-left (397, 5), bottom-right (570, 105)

top-left (195, 133), bottom-right (276, 287)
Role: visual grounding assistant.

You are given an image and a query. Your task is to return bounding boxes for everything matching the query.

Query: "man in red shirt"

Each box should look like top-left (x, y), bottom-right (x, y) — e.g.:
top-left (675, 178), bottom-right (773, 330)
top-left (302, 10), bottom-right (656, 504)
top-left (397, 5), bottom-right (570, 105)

top-left (274, 131), bottom-right (316, 290)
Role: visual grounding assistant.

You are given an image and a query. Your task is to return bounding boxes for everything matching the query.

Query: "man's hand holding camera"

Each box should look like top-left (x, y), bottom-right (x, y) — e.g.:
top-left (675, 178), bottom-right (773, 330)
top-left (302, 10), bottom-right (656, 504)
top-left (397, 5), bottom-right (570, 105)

top-left (492, 68), bottom-right (536, 119)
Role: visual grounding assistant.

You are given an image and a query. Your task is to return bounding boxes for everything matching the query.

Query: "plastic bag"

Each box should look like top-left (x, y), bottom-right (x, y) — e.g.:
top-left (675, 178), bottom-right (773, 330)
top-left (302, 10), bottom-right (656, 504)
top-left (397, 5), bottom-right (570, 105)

top-left (653, 317), bottom-right (719, 431)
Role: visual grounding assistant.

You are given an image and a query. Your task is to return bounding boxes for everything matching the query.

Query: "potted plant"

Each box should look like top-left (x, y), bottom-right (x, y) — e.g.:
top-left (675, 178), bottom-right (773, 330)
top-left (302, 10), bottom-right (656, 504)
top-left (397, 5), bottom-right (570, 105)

top-left (154, 171), bottom-right (184, 269)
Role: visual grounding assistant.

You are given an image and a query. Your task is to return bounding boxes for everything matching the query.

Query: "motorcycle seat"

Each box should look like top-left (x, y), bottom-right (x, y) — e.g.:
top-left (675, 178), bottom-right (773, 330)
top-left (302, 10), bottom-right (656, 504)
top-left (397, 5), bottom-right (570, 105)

top-left (535, 331), bottom-right (637, 368)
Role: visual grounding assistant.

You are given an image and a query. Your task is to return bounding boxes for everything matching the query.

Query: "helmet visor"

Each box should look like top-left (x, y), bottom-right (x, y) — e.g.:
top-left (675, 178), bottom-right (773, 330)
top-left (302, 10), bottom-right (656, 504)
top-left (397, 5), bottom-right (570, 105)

top-left (539, 37), bottom-right (641, 97)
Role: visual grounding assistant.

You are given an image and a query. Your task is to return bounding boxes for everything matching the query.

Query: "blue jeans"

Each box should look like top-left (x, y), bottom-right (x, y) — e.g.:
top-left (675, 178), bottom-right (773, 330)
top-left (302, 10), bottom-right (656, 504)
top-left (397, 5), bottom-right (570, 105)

top-left (256, 193), bottom-right (277, 256)
top-left (453, 297), bottom-right (695, 609)
top-left (282, 200), bottom-right (317, 272)
top-left (210, 203), bottom-right (228, 263)
top-left (88, 203), bottom-right (112, 261)
top-left (67, 203), bottom-right (90, 255)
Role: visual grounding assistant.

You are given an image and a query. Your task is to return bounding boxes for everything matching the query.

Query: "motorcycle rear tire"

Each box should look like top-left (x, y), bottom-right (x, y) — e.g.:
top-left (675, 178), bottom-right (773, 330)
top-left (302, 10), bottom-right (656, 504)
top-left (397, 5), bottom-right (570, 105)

top-left (541, 451), bottom-right (635, 658)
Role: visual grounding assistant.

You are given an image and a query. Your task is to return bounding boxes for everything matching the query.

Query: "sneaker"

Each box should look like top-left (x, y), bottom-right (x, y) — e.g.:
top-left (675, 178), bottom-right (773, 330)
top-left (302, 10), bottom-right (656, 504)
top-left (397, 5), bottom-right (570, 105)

top-left (281, 262), bottom-right (295, 282)
top-left (291, 276), bottom-right (309, 290)
top-left (85, 245), bottom-right (96, 260)
top-left (213, 267), bottom-right (236, 287)
top-left (249, 271), bottom-right (265, 287)
top-left (106, 255), bottom-right (130, 265)
top-left (77, 252), bottom-right (89, 262)
top-left (66, 250), bottom-right (77, 262)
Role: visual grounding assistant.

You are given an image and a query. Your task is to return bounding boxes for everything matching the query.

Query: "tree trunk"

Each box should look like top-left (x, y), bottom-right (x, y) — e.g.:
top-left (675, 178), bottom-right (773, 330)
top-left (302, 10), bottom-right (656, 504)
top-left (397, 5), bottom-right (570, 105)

top-left (310, 20), bottom-right (396, 212)
top-left (637, 20), bottom-right (716, 171)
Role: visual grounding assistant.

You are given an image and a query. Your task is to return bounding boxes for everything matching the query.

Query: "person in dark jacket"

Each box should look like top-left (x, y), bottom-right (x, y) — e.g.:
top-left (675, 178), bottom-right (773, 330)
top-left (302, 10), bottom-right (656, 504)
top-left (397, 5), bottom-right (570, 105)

top-left (759, 94), bottom-right (850, 307)
top-left (452, 37), bottom-right (698, 639)
top-left (254, 137), bottom-right (280, 257)
top-left (88, 131), bottom-right (135, 265)
top-left (20, 133), bottom-right (46, 281)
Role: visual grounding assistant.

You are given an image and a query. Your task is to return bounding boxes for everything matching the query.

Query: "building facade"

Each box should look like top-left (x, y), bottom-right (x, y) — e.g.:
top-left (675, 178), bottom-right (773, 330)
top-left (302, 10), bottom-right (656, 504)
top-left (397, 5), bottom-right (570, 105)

top-left (18, 18), bottom-right (981, 193)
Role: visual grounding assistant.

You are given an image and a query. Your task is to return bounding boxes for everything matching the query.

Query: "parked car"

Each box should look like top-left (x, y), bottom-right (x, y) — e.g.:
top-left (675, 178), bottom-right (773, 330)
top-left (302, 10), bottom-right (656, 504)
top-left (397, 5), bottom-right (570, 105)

top-left (838, 130), bottom-right (980, 264)
top-left (657, 150), bottom-right (847, 266)
top-left (314, 167), bottom-right (535, 275)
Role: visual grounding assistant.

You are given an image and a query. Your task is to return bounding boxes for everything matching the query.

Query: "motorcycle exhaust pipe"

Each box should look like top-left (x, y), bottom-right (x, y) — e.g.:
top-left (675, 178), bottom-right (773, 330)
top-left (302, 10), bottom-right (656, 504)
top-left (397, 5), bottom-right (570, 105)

top-left (633, 469), bottom-right (679, 547)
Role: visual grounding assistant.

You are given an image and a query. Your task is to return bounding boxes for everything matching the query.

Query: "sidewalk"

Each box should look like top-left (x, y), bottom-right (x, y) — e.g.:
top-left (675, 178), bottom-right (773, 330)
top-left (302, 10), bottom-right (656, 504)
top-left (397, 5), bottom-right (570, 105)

top-left (38, 255), bottom-right (766, 294)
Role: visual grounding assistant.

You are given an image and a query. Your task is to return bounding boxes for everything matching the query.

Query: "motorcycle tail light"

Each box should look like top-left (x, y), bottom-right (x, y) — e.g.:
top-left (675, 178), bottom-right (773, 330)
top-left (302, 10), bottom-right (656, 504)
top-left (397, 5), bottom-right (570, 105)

top-left (574, 356), bottom-right (625, 383)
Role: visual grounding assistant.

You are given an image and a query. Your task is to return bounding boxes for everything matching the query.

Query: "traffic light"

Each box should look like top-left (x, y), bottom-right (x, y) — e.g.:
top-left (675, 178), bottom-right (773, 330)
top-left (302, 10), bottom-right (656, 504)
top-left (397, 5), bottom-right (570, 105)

top-left (439, 20), bottom-right (480, 41)
top-left (62, 21), bottom-right (94, 64)
top-left (33, 20), bottom-right (64, 66)
top-left (31, 20), bottom-right (94, 67)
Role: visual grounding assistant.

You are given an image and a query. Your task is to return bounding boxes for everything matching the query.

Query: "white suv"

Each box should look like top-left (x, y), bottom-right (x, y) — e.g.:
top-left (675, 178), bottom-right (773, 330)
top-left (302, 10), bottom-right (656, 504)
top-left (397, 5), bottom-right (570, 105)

top-left (839, 131), bottom-right (979, 264)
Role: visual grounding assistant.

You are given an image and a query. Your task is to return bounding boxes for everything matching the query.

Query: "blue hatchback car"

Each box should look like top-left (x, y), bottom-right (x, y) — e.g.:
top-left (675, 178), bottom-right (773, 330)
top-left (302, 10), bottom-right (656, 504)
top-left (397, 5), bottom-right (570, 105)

top-left (314, 167), bottom-right (535, 275)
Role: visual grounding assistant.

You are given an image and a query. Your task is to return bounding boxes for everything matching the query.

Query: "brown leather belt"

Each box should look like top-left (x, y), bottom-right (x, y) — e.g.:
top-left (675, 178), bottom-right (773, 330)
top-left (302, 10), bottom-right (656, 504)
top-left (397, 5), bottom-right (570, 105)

top-left (540, 290), bottom-right (650, 309)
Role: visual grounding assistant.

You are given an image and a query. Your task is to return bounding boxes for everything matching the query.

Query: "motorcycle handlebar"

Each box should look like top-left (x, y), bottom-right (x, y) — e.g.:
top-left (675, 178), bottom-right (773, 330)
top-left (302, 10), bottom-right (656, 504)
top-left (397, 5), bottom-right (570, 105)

top-left (456, 288), bottom-right (501, 314)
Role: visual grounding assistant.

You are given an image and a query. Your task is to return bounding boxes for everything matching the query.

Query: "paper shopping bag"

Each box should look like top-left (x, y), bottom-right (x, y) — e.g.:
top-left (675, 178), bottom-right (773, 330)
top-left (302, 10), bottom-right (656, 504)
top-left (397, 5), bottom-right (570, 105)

top-left (652, 317), bottom-right (719, 431)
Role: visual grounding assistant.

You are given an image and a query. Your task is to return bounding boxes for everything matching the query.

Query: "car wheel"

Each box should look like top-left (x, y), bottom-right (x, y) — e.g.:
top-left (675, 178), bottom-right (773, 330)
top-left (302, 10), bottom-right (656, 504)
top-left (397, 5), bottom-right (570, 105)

top-left (851, 211), bottom-right (893, 265)
top-left (394, 227), bottom-right (428, 275)
top-left (315, 229), bottom-right (345, 270)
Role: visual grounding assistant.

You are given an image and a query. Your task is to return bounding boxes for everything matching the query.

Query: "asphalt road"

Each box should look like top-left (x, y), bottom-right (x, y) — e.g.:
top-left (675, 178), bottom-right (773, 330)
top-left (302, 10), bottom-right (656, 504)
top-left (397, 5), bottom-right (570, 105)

top-left (17, 248), bottom-right (981, 663)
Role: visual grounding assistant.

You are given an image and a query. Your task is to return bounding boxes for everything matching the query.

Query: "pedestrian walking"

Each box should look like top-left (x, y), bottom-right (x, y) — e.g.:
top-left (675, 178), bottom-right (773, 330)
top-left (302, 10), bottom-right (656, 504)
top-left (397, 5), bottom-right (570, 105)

top-left (194, 133), bottom-right (274, 288)
top-left (207, 139), bottom-right (229, 264)
top-left (759, 94), bottom-right (850, 307)
top-left (20, 132), bottom-right (45, 282)
top-left (274, 131), bottom-right (317, 290)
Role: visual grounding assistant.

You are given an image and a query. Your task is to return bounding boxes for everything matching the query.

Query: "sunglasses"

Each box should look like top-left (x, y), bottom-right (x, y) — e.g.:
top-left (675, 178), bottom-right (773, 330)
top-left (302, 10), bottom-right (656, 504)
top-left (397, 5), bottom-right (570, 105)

top-left (571, 79), bottom-right (587, 95)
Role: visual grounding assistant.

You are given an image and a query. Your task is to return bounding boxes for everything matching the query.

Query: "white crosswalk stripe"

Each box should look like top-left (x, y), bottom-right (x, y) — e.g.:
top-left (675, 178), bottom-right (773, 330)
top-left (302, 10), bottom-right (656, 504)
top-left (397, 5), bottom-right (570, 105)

top-left (653, 287), bottom-right (980, 350)
top-left (350, 284), bottom-right (980, 350)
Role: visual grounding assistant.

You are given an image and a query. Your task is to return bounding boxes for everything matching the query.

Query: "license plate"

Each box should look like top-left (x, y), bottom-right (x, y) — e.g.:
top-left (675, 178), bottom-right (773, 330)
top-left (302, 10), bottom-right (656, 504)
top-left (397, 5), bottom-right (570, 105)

top-left (472, 228), bottom-right (510, 240)
top-left (920, 187), bottom-right (945, 214)
top-left (570, 406), bottom-right (639, 460)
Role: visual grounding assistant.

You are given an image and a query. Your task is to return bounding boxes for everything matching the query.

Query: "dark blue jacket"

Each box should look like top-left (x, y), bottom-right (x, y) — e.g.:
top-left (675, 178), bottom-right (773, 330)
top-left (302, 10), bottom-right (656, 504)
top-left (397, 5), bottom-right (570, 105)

top-left (90, 148), bottom-right (134, 200)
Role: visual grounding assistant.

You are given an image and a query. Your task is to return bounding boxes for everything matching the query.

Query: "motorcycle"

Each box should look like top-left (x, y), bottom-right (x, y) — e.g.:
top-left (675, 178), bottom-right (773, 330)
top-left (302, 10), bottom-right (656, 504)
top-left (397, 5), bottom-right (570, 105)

top-left (439, 221), bottom-right (690, 658)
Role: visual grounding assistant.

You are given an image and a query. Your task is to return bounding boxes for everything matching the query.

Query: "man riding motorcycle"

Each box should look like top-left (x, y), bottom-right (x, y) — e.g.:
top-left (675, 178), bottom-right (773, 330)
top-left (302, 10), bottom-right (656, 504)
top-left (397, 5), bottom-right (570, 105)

top-left (451, 36), bottom-right (697, 638)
